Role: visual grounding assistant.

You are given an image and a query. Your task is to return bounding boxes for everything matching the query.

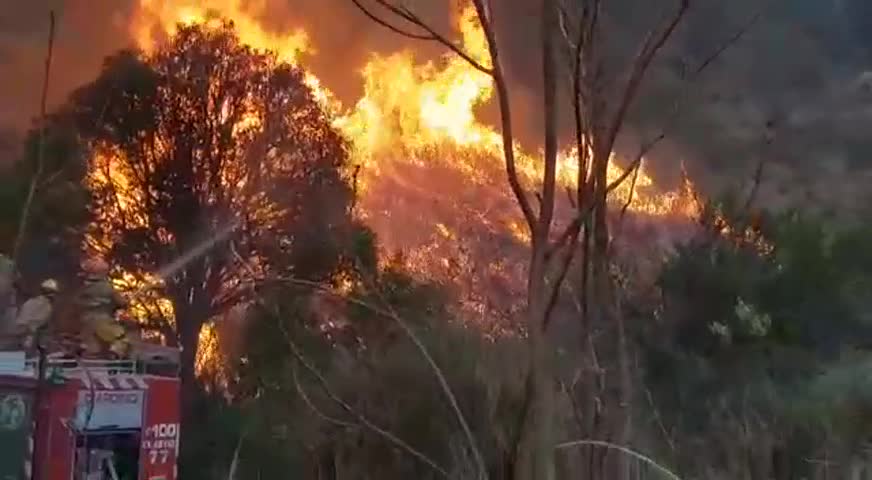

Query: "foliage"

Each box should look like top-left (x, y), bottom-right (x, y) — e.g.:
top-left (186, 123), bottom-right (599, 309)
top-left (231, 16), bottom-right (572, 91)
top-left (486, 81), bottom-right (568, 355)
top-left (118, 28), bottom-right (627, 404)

top-left (216, 263), bottom-right (528, 480)
top-left (61, 20), bottom-right (355, 416)
top-left (644, 202), bottom-right (872, 478)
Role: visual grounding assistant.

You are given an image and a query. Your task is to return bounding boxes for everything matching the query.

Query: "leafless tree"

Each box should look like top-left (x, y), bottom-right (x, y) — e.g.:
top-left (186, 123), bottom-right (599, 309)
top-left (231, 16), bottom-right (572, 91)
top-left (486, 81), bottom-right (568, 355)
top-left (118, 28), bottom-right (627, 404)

top-left (346, 1), bottom-right (760, 478)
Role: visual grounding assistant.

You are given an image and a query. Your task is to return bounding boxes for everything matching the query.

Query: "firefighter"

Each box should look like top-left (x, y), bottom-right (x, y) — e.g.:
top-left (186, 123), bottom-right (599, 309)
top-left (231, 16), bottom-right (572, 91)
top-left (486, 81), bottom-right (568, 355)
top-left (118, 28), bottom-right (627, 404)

top-left (78, 259), bottom-right (130, 358)
top-left (14, 278), bottom-right (59, 350)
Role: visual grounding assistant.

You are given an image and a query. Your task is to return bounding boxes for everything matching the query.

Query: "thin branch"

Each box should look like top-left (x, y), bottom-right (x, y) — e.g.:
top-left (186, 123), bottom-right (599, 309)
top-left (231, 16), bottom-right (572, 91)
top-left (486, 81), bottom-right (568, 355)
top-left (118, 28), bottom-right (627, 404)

top-left (297, 274), bottom-right (488, 479)
top-left (559, 377), bottom-right (585, 436)
top-left (557, 3), bottom-right (576, 52)
top-left (550, 0), bottom-right (762, 258)
top-left (549, 121), bottom-right (663, 259)
top-left (741, 122), bottom-right (776, 214)
top-left (603, 0), bottom-right (689, 154)
top-left (349, 0), bottom-right (436, 40)
top-left (226, 429), bottom-right (247, 480)
top-left (607, 139), bottom-right (657, 214)
top-left (742, 153), bottom-right (767, 215)
top-left (579, 221), bottom-right (591, 317)
top-left (602, 1), bottom-right (763, 197)
top-left (594, 6), bottom-right (763, 215)
top-left (547, 203), bottom-right (593, 260)
top-left (292, 364), bottom-right (359, 429)
top-left (691, 7), bottom-right (765, 78)
top-left (542, 228), bottom-right (580, 330)
top-left (537, 0), bottom-right (560, 240)
top-left (35, 169), bottom-right (63, 191)
top-left (349, 0), bottom-right (534, 231)
top-left (230, 248), bottom-right (448, 476)
top-left (469, 0), bottom-right (536, 230)
top-left (618, 158), bottom-right (642, 222)
top-left (546, 3), bottom-right (596, 263)
top-left (276, 318), bottom-right (449, 477)
top-left (555, 439), bottom-right (683, 480)
top-left (349, 0), bottom-right (493, 75)
top-left (644, 388), bottom-right (676, 453)
top-left (13, 11), bottom-right (56, 264)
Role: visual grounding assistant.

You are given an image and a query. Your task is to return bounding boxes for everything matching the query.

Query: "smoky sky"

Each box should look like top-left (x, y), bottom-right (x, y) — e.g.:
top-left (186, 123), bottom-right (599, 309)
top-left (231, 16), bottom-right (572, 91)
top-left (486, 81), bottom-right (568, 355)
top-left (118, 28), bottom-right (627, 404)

top-left (2, 0), bottom-right (871, 216)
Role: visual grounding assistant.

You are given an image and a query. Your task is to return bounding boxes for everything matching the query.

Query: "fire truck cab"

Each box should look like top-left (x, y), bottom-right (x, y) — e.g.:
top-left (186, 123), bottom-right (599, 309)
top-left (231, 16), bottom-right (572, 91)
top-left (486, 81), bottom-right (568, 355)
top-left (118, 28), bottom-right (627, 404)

top-left (0, 351), bottom-right (180, 480)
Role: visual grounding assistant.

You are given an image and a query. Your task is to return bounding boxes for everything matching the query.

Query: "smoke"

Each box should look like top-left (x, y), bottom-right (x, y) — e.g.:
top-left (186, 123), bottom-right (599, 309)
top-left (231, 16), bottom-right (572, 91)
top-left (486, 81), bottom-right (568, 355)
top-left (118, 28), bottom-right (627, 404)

top-left (0, 0), bottom-right (138, 128)
top-left (0, 0), bottom-right (451, 132)
top-left (2, 0), bottom-right (870, 214)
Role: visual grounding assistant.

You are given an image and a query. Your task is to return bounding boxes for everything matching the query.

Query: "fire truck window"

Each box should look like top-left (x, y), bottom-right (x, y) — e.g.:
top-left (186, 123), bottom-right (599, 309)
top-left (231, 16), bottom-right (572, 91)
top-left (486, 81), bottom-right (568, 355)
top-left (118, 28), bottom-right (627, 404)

top-left (74, 432), bottom-right (140, 480)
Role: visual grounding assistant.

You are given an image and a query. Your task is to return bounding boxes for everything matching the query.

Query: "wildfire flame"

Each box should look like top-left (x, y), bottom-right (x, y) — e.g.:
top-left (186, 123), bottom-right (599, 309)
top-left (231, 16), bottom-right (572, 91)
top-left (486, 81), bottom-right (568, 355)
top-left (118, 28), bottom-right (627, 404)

top-left (85, 0), bottom-right (703, 362)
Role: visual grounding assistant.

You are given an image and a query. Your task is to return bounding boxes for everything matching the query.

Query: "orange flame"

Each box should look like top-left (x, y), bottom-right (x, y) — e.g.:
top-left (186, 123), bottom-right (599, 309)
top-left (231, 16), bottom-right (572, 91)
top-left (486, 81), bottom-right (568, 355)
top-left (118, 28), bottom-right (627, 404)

top-left (96, 1), bottom-right (703, 340)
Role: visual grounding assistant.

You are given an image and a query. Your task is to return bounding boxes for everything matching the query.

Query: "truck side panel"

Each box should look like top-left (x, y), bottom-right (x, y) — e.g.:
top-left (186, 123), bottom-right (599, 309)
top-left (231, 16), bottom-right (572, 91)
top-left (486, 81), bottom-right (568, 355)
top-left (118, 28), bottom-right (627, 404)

top-left (141, 377), bottom-right (180, 480)
top-left (38, 380), bottom-right (78, 480)
top-left (0, 377), bottom-right (36, 480)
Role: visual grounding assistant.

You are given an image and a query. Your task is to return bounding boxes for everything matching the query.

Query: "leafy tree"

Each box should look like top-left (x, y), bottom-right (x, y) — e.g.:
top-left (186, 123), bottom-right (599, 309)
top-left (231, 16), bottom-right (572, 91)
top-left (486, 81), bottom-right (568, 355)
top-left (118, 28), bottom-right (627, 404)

top-left (61, 20), bottom-right (355, 465)
top-left (645, 204), bottom-right (872, 478)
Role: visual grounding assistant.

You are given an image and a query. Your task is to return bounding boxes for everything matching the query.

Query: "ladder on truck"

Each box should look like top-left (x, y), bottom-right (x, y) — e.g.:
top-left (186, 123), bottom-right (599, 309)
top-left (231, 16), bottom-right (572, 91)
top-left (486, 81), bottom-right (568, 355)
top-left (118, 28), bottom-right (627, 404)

top-left (0, 350), bottom-right (179, 380)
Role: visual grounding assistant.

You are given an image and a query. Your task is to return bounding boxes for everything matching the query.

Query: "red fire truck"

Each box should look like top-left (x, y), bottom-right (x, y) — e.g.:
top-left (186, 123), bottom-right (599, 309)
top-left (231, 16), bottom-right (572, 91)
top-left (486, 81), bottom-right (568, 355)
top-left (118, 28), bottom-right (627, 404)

top-left (0, 350), bottom-right (180, 480)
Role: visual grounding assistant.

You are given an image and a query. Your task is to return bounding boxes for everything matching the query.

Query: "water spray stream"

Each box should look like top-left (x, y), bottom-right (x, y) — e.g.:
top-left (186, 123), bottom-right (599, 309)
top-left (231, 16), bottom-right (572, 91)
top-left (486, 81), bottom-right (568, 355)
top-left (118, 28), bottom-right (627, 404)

top-left (127, 220), bottom-right (241, 300)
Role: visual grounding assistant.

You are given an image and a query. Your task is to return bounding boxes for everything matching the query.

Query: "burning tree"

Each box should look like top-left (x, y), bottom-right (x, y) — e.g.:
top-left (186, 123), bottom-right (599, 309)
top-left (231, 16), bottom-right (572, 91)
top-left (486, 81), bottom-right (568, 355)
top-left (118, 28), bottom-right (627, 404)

top-left (64, 21), bottom-right (355, 438)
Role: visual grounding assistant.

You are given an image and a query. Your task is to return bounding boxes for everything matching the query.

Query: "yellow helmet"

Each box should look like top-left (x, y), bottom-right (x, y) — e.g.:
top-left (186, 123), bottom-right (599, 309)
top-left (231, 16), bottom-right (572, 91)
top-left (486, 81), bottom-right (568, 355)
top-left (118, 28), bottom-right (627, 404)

top-left (40, 278), bottom-right (60, 293)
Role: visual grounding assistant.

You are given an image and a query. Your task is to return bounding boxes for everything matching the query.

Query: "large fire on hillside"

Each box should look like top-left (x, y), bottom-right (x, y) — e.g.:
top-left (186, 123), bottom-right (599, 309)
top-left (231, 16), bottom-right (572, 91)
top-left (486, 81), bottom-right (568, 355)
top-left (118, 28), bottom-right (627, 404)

top-left (88, 0), bottom-right (702, 357)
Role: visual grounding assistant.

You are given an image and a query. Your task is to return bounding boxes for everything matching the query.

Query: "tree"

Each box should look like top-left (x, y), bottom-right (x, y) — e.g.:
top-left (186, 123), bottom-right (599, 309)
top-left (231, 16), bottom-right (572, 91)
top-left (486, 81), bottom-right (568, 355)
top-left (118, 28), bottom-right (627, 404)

top-left (63, 21), bottom-right (355, 467)
top-left (347, 1), bottom-right (693, 479)
top-left (646, 206), bottom-right (872, 479)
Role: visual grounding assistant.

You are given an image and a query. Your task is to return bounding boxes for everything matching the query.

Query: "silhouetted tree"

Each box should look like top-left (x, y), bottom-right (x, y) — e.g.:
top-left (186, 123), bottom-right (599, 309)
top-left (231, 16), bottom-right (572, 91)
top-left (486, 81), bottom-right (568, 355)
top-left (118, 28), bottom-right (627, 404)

top-left (63, 21), bottom-right (354, 466)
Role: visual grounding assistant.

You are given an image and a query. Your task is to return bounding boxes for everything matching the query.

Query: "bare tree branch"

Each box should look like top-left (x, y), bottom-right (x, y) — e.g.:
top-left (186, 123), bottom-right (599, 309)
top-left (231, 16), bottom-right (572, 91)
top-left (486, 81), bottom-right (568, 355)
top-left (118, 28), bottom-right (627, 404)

top-left (549, 0), bottom-right (763, 259)
top-left (356, 271), bottom-right (489, 479)
top-left (232, 246), bottom-right (467, 477)
top-left (618, 159), bottom-right (642, 222)
top-left (292, 364), bottom-right (359, 429)
top-left (742, 156), bottom-right (767, 215)
top-left (276, 317), bottom-right (449, 477)
top-left (542, 227), bottom-right (580, 330)
top-left (644, 388), bottom-right (676, 453)
top-left (602, 0), bottom-right (689, 156)
top-left (348, 0), bottom-right (536, 231)
top-left (13, 11), bottom-right (55, 264)
top-left (229, 248), bottom-right (449, 476)
top-left (555, 440), bottom-right (683, 480)
top-left (603, 133), bottom-right (665, 200)
top-left (599, 3), bottom-right (764, 197)
top-left (469, 0), bottom-right (537, 231)
top-left (349, 0), bottom-right (436, 40)
top-left (349, 0), bottom-right (494, 75)
top-left (691, 7), bottom-right (765, 78)
top-left (538, 0), bottom-right (560, 241)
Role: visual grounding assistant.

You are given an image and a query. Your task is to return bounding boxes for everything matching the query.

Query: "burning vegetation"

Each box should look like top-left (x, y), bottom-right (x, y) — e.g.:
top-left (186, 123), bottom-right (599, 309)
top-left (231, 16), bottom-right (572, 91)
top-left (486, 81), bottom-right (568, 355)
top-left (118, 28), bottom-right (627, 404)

top-left (85, 1), bottom-right (702, 339)
top-left (6, 2), bottom-right (872, 480)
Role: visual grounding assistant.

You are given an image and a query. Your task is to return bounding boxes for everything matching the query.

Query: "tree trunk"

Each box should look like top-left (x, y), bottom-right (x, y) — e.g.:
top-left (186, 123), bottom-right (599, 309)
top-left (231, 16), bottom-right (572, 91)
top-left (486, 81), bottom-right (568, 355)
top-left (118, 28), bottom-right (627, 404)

top-left (514, 250), bottom-right (556, 480)
top-left (613, 285), bottom-right (633, 480)
top-left (514, 2), bottom-right (560, 479)
top-left (592, 148), bottom-right (633, 480)
top-left (175, 302), bottom-right (205, 476)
